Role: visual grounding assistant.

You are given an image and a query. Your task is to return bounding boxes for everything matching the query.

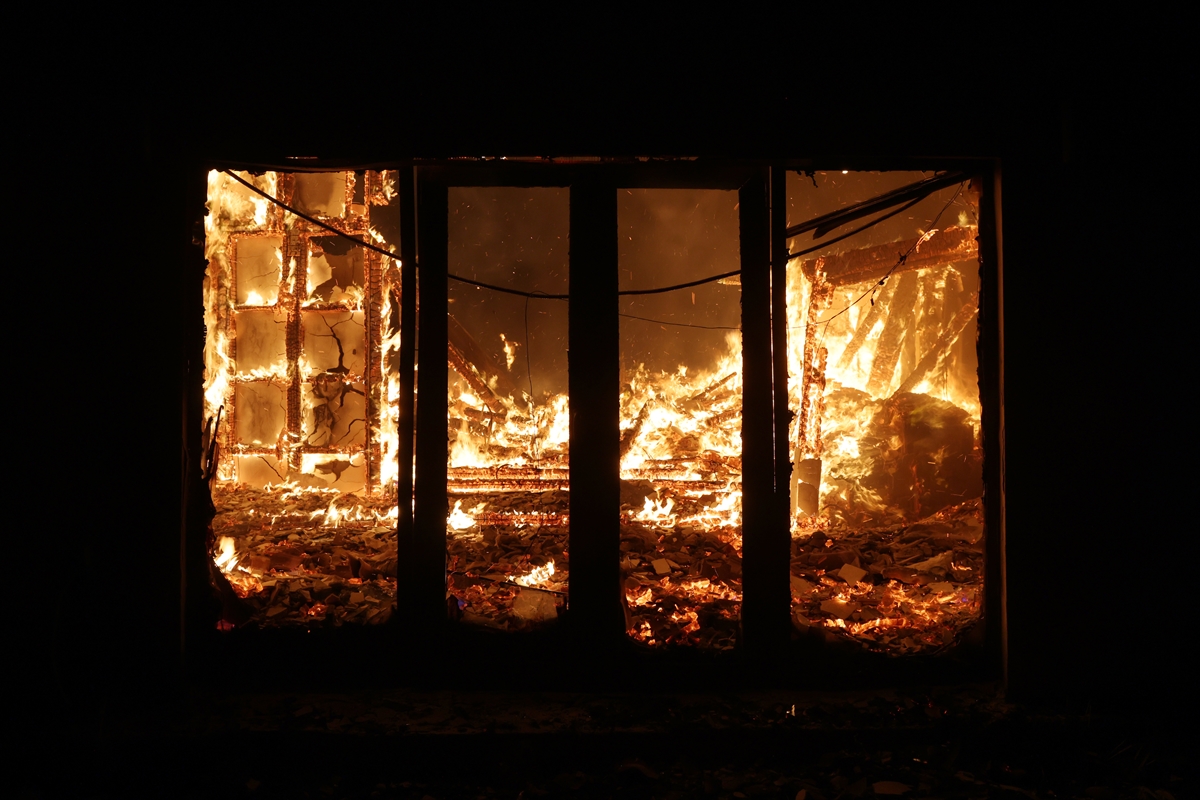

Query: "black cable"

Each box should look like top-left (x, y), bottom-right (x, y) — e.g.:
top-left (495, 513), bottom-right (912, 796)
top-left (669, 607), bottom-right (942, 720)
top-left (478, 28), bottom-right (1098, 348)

top-left (226, 168), bottom-right (958, 304)
top-left (453, 275), bottom-right (568, 300)
top-left (784, 170), bottom-right (967, 239)
top-left (617, 270), bottom-right (742, 297)
top-left (222, 170), bottom-right (400, 262)
top-left (224, 170), bottom-right (568, 300)
top-left (618, 313), bottom-right (740, 331)
top-left (786, 196), bottom-right (925, 262)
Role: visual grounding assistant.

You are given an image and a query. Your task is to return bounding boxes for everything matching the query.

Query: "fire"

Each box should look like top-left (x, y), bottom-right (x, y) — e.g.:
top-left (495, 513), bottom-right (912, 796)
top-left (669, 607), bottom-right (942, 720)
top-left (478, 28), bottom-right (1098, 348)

top-left (203, 168), bottom-right (982, 652)
top-left (214, 535), bottom-right (237, 571)
top-left (205, 169), bottom-right (402, 628)
top-left (213, 535), bottom-right (263, 597)
top-left (499, 333), bottom-right (517, 370)
top-left (636, 496), bottom-right (676, 525)
top-left (448, 499), bottom-right (475, 530)
top-left (628, 586), bottom-right (654, 606)
top-left (509, 560), bottom-right (555, 587)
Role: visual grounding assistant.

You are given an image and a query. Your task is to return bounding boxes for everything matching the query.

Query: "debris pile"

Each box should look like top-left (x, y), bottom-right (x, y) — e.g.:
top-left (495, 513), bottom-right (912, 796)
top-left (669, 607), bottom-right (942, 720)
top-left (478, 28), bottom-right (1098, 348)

top-left (445, 487), bottom-right (568, 630)
top-left (791, 499), bottom-right (984, 653)
top-left (210, 483), bottom-right (397, 628)
top-left (620, 483), bottom-right (742, 649)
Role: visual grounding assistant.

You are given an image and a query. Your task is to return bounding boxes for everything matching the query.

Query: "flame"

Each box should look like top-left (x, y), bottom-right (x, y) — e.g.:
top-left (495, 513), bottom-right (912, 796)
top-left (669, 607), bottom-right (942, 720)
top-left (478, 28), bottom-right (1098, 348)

top-left (509, 560), bottom-right (556, 587)
top-left (213, 535), bottom-right (262, 597)
top-left (204, 169), bottom-right (981, 649)
top-left (635, 495), bottom-right (676, 526)
top-left (628, 586), bottom-right (654, 606)
top-left (214, 536), bottom-right (238, 571)
top-left (785, 222), bottom-right (983, 532)
top-left (448, 499), bottom-right (475, 530)
top-left (499, 333), bottom-right (517, 370)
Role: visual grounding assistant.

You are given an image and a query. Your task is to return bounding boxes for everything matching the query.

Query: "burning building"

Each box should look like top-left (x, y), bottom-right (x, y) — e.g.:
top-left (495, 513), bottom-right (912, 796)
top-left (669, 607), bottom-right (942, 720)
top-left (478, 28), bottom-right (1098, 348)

top-left (196, 161), bottom-right (996, 665)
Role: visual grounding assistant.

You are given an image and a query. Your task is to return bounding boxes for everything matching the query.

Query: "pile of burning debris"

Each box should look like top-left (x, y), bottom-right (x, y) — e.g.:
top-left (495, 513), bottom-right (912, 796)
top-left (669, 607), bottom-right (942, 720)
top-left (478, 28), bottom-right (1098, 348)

top-left (210, 482), bottom-right (398, 628)
top-left (620, 481), bottom-right (742, 649)
top-left (445, 485), bottom-right (568, 630)
top-left (791, 499), bottom-right (984, 654)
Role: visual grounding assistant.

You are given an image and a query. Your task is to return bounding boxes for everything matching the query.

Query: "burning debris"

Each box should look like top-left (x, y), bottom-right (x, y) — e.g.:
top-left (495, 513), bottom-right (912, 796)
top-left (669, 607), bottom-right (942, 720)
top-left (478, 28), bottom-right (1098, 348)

top-left (200, 168), bottom-right (986, 654)
top-left (209, 483), bottom-right (398, 628)
top-left (791, 499), bottom-right (984, 654)
top-left (785, 170), bottom-right (986, 652)
top-left (445, 485), bottom-right (568, 630)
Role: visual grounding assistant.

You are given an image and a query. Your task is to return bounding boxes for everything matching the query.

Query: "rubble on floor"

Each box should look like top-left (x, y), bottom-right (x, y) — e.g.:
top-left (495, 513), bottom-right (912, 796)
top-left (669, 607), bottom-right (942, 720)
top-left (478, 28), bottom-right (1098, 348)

top-left (792, 499), bottom-right (984, 654)
top-left (210, 483), bottom-right (398, 628)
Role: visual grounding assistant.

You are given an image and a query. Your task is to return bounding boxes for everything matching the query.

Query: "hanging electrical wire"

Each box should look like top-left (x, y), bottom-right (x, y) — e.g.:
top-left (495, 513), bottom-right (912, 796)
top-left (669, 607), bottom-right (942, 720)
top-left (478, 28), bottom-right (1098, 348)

top-left (618, 313), bottom-right (740, 331)
top-left (222, 170), bottom-right (401, 262)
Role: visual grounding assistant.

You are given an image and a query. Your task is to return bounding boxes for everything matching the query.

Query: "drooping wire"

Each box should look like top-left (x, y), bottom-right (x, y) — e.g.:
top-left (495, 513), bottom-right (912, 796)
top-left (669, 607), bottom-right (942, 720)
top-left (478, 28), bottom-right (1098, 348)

top-left (222, 170), bottom-right (401, 262)
top-left (224, 169), bottom-right (568, 298)
top-left (617, 270), bottom-right (742, 297)
top-left (457, 275), bottom-right (568, 299)
top-left (618, 313), bottom-right (740, 331)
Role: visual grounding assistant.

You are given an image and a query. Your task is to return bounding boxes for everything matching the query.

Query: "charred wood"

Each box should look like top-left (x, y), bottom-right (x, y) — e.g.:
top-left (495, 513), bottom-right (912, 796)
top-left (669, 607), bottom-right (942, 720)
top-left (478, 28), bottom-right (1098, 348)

top-left (684, 373), bottom-right (736, 410)
top-left (795, 276), bottom-right (834, 462)
top-left (447, 341), bottom-right (506, 414)
top-left (448, 313), bottom-right (523, 401)
top-left (620, 403), bottom-right (650, 459)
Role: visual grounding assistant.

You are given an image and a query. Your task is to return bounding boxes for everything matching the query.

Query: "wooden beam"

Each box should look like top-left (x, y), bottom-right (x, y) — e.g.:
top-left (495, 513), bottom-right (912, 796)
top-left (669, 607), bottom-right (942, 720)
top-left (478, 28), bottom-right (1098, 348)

top-left (771, 167), bottom-right (792, 501)
top-left (976, 168), bottom-right (1007, 684)
top-left (865, 272), bottom-right (921, 397)
top-left (894, 295), bottom-right (979, 396)
top-left (396, 167), bottom-right (417, 581)
top-left (410, 174), bottom-right (448, 632)
top-left (799, 226), bottom-right (978, 287)
top-left (740, 168), bottom-right (789, 655)
top-left (568, 175), bottom-right (623, 639)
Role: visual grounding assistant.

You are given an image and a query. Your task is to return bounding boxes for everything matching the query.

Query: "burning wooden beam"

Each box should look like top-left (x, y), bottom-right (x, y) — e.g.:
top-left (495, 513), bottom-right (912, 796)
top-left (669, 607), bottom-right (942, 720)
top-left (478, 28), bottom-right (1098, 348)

top-left (447, 312), bottom-right (523, 407)
top-left (833, 278), bottom-right (897, 372)
top-left (798, 226), bottom-right (977, 287)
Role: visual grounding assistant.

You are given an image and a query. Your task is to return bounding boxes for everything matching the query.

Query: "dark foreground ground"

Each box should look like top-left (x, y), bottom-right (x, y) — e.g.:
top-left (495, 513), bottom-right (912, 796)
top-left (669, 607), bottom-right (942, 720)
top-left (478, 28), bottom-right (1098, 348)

top-left (17, 682), bottom-right (1191, 799)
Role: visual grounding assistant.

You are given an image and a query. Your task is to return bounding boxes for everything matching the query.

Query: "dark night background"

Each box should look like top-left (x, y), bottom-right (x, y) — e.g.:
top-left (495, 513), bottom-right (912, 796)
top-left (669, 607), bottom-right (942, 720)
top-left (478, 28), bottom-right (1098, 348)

top-left (24, 16), bottom-right (1189, 796)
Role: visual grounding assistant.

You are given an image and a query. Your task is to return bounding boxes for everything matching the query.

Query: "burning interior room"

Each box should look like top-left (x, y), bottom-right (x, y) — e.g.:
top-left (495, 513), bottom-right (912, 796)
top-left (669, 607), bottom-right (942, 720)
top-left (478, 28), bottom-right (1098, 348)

top-left (195, 160), bottom-right (999, 672)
